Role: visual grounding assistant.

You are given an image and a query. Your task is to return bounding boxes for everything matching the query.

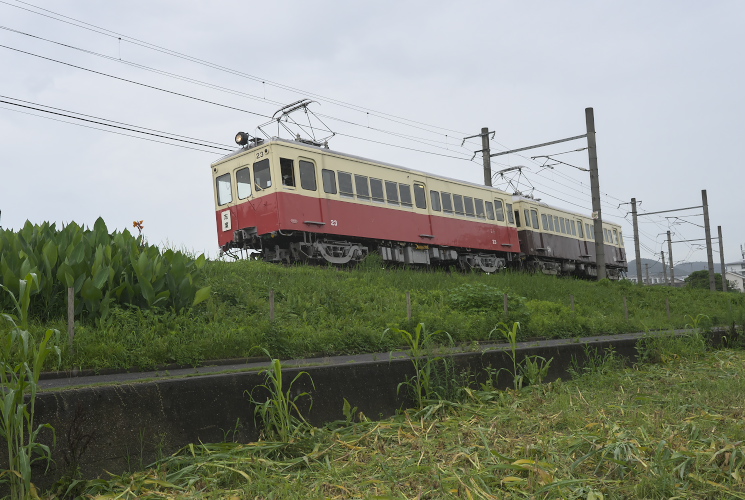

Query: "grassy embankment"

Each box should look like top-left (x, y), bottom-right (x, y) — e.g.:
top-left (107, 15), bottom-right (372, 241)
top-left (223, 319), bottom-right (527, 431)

top-left (43, 256), bottom-right (745, 372)
top-left (51, 333), bottom-right (745, 499)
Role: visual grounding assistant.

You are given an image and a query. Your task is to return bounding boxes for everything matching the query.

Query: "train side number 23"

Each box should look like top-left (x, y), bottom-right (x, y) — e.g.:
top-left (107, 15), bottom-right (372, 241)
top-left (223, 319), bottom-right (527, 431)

top-left (330, 220), bottom-right (338, 226)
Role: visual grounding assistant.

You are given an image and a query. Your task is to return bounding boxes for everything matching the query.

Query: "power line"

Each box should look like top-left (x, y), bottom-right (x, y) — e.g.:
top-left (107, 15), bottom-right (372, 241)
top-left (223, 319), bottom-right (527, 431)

top-left (0, 105), bottom-right (222, 154)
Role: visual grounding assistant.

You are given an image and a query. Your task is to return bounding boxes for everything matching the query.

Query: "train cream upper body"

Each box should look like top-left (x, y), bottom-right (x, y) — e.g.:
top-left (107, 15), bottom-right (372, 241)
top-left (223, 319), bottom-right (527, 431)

top-left (511, 197), bottom-right (624, 249)
top-left (211, 138), bottom-right (518, 230)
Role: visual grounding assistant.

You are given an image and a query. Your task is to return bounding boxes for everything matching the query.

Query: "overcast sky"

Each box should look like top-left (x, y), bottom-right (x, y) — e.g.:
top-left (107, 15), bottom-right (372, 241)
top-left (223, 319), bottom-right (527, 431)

top-left (1, 1), bottom-right (743, 272)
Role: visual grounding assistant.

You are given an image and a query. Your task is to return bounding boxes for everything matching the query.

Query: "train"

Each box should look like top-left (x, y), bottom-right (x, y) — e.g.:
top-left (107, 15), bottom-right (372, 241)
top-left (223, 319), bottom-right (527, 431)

top-left (211, 135), bottom-right (627, 278)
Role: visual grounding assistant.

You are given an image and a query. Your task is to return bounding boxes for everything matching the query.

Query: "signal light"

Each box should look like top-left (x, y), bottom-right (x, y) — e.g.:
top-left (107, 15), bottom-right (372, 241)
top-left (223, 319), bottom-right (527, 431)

top-left (235, 132), bottom-right (249, 146)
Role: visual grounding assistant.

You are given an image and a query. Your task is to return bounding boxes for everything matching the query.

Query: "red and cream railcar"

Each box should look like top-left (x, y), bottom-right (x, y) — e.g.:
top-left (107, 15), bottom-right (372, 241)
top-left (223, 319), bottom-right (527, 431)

top-left (511, 197), bottom-right (627, 279)
top-left (211, 138), bottom-right (520, 271)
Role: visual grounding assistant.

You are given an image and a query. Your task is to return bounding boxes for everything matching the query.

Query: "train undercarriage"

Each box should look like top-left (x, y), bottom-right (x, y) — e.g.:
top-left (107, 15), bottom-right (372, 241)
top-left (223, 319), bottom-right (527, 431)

top-left (225, 227), bottom-right (509, 273)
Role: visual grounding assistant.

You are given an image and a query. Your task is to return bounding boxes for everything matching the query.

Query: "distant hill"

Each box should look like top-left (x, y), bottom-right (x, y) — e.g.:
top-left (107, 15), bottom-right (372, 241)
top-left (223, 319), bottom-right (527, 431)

top-left (626, 259), bottom-right (721, 279)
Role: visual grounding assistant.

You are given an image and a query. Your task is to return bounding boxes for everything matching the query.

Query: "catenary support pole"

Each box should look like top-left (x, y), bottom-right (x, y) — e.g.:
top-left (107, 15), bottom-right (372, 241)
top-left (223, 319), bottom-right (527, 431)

top-left (718, 226), bottom-right (728, 292)
top-left (585, 108), bottom-right (606, 280)
top-left (702, 189), bottom-right (716, 291)
top-left (632, 198), bottom-right (642, 283)
top-left (481, 127), bottom-right (492, 187)
top-left (667, 230), bottom-right (675, 286)
top-left (661, 251), bottom-right (668, 284)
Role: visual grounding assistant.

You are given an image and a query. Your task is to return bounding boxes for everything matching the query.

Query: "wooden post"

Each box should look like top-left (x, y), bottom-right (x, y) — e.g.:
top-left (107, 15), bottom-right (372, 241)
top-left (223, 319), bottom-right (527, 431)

top-left (570, 294), bottom-right (575, 311)
top-left (269, 289), bottom-right (275, 321)
top-left (503, 293), bottom-right (509, 315)
top-left (666, 297), bottom-right (671, 320)
top-left (406, 291), bottom-right (412, 320)
top-left (623, 296), bottom-right (629, 320)
top-left (67, 287), bottom-right (74, 347)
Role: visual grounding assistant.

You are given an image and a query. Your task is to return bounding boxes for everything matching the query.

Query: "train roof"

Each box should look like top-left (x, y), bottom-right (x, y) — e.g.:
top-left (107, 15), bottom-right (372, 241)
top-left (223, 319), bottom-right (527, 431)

top-left (212, 137), bottom-right (514, 195)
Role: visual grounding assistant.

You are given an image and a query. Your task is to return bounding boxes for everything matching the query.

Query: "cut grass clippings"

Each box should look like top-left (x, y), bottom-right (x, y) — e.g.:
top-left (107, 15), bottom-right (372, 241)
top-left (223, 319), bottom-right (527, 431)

top-left (62, 346), bottom-right (745, 499)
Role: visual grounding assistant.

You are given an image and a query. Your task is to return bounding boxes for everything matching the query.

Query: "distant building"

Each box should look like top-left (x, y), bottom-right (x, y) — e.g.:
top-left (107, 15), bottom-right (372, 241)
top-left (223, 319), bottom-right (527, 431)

top-left (723, 244), bottom-right (745, 292)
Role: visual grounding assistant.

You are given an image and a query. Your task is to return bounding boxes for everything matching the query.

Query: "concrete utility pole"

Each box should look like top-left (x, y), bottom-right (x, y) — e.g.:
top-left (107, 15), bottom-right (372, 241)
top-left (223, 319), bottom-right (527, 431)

top-left (481, 127), bottom-right (492, 187)
top-left (667, 231), bottom-right (675, 286)
top-left (632, 198), bottom-right (643, 284)
top-left (661, 251), bottom-right (668, 284)
top-left (645, 262), bottom-right (650, 285)
top-left (718, 226), bottom-right (727, 292)
top-left (585, 108), bottom-right (606, 280)
top-left (702, 189), bottom-right (716, 291)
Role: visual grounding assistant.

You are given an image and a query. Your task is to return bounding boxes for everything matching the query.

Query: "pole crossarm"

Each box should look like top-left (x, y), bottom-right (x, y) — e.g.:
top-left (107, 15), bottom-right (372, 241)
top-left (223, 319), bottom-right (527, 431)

top-left (636, 205), bottom-right (703, 217)
top-left (490, 134), bottom-right (587, 157)
top-left (671, 237), bottom-right (718, 244)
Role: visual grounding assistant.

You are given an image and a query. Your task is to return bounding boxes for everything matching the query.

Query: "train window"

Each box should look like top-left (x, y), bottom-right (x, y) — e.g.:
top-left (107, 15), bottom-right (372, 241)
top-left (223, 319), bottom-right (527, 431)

top-left (253, 159), bottom-right (272, 191)
top-left (385, 181), bottom-right (399, 205)
top-left (541, 214), bottom-right (548, 230)
top-left (531, 210), bottom-right (540, 229)
top-left (464, 197), bottom-right (475, 217)
top-left (514, 210), bottom-right (521, 227)
top-left (547, 214), bottom-right (555, 232)
top-left (475, 199), bottom-right (485, 219)
top-left (559, 218), bottom-right (566, 234)
top-left (338, 171), bottom-right (354, 198)
top-left (299, 160), bottom-right (317, 191)
top-left (441, 192), bottom-right (453, 213)
top-left (619, 231), bottom-right (624, 246)
top-left (322, 169), bottom-right (337, 194)
top-left (370, 178), bottom-right (385, 202)
top-left (485, 201), bottom-right (495, 220)
top-left (570, 220), bottom-right (576, 236)
top-left (453, 194), bottom-right (465, 216)
top-left (355, 175), bottom-right (370, 200)
top-left (523, 209), bottom-right (531, 228)
top-left (236, 167), bottom-right (252, 199)
top-left (553, 216), bottom-right (559, 233)
top-left (577, 220), bottom-right (584, 238)
top-left (586, 223), bottom-right (594, 240)
top-left (430, 190), bottom-right (442, 212)
top-left (280, 158), bottom-right (295, 187)
top-left (216, 173), bottom-right (232, 205)
top-left (506, 203), bottom-right (514, 223)
top-left (494, 200), bottom-right (505, 222)
top-left (414, 183), bottom-right (427, 209)
top-left (399, 184), bottom-right (413, 207)
top-left (613, 229), bottom-right (619, 244)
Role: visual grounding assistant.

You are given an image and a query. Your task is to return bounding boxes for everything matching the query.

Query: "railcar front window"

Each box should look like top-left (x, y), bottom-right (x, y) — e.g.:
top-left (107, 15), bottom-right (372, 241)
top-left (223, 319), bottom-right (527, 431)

top-left (216, 173), bottom-right (232, 205)
top-left (253, 159), bottom-right (272, 191)
top-left (414, 183), bottom-right (427, 209)
top-left (355, 175), bottom-right (370, 200)
top-left (385, 181), bottom-right (399, 205)
top-left (370, 178), bottom-right (385, 202)
top-left (464, 197), bottom-right (475, 217)
top-left (531, 210), bottom-right (540, 229)
top-left (495, 200), bottom-right (505, 221)
top-left (236, 167), bottom-right (252, 199)
top-left (506, 203), bottom-right (514, 223)
top-left (399, 184), bottom-right (413, 207)
top-left (453, 194), bottom-right (465, 216)
top-left (338, 172), bottom-right (354, 198)
top-left (475, 199), bottom-right (485, 219)
top-left (430, 190), bottom-right (442, 211)
top-left (441, 192), bottom-right (453, 213)
top-left (280, 158), bottom-right (295, 187)
top-left (322, 169), bottom-right (337, 194)
top-left (485, 201), bottom-right (495, 220)
top-left (299, 160), bottom-right (317, 191)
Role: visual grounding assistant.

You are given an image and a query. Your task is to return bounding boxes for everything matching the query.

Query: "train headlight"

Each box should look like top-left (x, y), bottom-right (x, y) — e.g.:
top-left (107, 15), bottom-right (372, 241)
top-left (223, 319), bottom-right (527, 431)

top-left (235, 132), bottom-right (249, 146)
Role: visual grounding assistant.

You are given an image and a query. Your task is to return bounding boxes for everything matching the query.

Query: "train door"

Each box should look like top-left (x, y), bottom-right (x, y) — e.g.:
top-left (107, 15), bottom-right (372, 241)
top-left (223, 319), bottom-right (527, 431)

top-left (294, 157), bottom-right (323, 225)
top-left (230, 163), bottom-right (254, 231)
top-left (412, 179), bottom-right (433, 237)
top-left (318, 164), bottom-right (341, 235)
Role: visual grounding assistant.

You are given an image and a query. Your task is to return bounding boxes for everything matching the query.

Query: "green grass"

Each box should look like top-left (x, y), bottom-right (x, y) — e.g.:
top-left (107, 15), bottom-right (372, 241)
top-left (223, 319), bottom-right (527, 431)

top-left (49, 343), bottom-right (745, 499)
top-left (18, 257), bottom-right (745, 371)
